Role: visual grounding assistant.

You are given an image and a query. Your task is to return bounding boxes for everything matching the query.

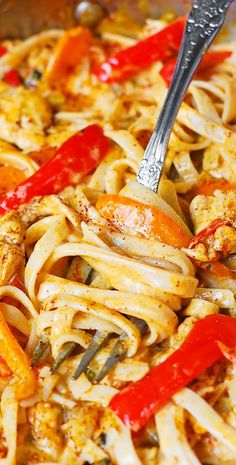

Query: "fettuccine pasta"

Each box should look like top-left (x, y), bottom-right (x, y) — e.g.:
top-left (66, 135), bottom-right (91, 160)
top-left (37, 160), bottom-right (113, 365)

top-left (0, 13), bottom-right (234, 465)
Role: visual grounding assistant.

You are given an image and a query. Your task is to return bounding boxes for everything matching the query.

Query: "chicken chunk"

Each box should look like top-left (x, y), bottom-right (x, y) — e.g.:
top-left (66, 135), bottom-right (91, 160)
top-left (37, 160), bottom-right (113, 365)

top-left (0, 83), bottom-right (52, 150)
top-left (197, 433), bottom-right (236, 465)
top-left (188, 190), bottom-right (236, 261)
top-left (63, 403), bottom-right (101, 453)
top-left (190, 190), bottom-right (236, 234)
top-left (0, 211), bottom-right (25, 285)
top-left (28, 401), bottom-right (62, 460)
top-left (19, 194), bottom-right (81, 229)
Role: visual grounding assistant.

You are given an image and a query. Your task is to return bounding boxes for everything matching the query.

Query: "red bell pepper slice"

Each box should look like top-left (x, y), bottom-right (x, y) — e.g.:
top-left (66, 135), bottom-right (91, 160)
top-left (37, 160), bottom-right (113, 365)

top-left (109, 314), bottom-right (236, 431)
top-left (0, 44), bottom-right (21, 86)
top-left (4, 69), bottom-right (21, 87)
top-left (189, 218), bottom-right (231, 250)
top-left (0, 44), bottom-right (7, 58)
top-left (93, 17), bottom-right (186, 83)
top-left (0, 125), bottom-right (108, 214)
top-left (161, 51), bottom-right (232, 85)
top-left (198, 50), bottom-right (232, 69)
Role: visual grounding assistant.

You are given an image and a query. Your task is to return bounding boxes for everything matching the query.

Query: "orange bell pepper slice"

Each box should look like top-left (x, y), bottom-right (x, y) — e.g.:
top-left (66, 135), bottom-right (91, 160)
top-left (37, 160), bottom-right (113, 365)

top-left (197, 260), bottom-right (234, 279)
top-left (0, 311), bottom-right (37, 399)
top-left (96, 194), bottom-right (191, 248)
top-left (0, 355), bottom-right (11, 377)
top-left (193, 178), bottom-right (236, 197)
top-left (27, 146), bottom-right (57, 167)
top-left (0, 165), bottom-right (25, 197)
top-left (46, 27), bottom-right (92, 83)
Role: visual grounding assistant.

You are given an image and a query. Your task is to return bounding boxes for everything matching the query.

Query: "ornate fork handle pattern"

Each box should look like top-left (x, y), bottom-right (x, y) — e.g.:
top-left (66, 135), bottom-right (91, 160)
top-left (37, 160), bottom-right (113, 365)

top-left (137, 0), bottom-right (233, 193)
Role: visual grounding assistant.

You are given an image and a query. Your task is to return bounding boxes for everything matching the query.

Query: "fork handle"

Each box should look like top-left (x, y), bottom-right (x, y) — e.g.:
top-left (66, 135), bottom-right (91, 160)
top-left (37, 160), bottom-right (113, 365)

top-left (137, 0), bottom-right (233, 193)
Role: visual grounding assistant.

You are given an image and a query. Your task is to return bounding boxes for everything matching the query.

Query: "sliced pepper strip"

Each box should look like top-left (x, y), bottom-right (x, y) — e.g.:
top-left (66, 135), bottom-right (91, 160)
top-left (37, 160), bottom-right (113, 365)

top-left (9, 275), bottom-right (26, 293)
top-left (0, 125), bottom-right (108, 214)
top-left (161, 51), bottom-right (232, 85)
top-left (46, 27), bottom-right (92, 83)
top-left (4, 69), bottom-right (21, 87)
top-left (0, 310), bottom-right (37, 399)
top-left (96, 194), bottom-right (191, 248)
top-left (109, 314), bottom-right (236, 431)
top-left (27, 146), bottom-right (57, 167)
top-left (199, 50), bottom-right (232, 69)
top-left (189, 218), bottom-right (231, 249)
top-left (93, 17), bottom-right (185, 83)
top-left (0, 165), bottom-right (25, 197)
top-left (0, 355), bottom-right (11, 377)
top-left (0, 44), bottom-right (7, 58)
top-left (193, 178), bottom-right (236, 197)
top-left (197, 260), bottom-right (234, 279)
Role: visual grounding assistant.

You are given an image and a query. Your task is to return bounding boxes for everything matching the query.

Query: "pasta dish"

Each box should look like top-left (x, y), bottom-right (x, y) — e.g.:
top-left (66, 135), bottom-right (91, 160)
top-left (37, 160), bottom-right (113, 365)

top-left (0, 12), bottom-right (235, 465)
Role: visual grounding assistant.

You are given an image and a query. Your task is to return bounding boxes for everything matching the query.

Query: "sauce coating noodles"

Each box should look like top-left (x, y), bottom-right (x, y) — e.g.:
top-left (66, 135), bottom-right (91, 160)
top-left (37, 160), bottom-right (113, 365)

top-left (0, 16), bottom-right (234, 465)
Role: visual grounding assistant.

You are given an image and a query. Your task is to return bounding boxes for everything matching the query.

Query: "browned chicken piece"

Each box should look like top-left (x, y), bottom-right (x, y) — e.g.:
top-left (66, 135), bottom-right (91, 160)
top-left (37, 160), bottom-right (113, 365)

top-left (186, 190), bottom-right (236, 261)
top-left (0, 211), bottom-right (25, 285)
top-left (0, 82), bottom-right (52, 151)
top-left (18, 196), bottom-right (56, 227)
top-left (210, 225), bottom-right (236, 256)
top-left (28, 401), bottom-right (63, 461)
top-left (190, 190), bottom-right (236, 233)
top-left (63, 403), bottom-right (102, 453)
top-left (19, 194), bottom-right (81, 229)
top-left (196, 433), bottom-right (236, 465)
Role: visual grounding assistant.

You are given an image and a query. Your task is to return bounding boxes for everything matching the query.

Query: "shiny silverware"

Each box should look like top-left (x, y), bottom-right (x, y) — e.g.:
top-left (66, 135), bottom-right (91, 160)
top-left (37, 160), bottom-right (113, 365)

top-left (73, 329), bottom-right (110, 380)
top-left (51, 341), bottom-right (77, 373)
top-left (95, 317), bottom-right (147, 383)
top-left (95, 331), bottom-right (128, 383)
top-left (32, 318), bottom-right (147, 379)
top-left (32, 333), bottom-right (50, 366)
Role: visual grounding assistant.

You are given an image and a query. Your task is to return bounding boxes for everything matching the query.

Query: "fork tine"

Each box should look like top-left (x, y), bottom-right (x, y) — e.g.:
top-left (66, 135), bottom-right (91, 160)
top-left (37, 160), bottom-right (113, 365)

top-left (95, 316), bottom-right (149, 383)
top-left (51, 341), bottom-right (76, 373)
top-left (72, 316), bottom-right (148, 383)
top-left (128, 315), bottom-right (148, 336)
top-left (73, 330), bottom-right (109, 380)
top-left (32, 333), bottom-right (50, 366)
top-left (95, 332), bottom-right (128, 383)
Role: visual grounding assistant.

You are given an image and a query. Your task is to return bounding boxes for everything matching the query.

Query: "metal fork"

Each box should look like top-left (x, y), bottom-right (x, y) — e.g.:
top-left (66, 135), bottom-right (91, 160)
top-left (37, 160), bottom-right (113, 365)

top-left (73, 316), bottom-right (148, 382)
top-left (56, 0), bottom-right (233, 383)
